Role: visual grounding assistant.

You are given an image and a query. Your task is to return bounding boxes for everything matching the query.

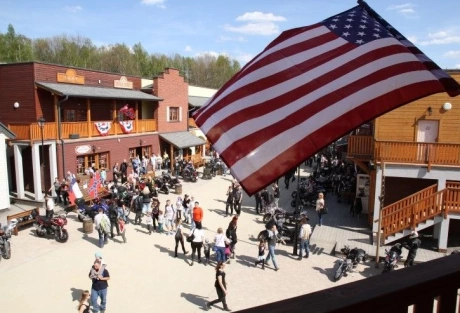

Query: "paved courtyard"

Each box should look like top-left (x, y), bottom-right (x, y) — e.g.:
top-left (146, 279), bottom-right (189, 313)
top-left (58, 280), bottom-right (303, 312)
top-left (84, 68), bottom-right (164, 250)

top-left (0, 167), bottom-right (390, 313)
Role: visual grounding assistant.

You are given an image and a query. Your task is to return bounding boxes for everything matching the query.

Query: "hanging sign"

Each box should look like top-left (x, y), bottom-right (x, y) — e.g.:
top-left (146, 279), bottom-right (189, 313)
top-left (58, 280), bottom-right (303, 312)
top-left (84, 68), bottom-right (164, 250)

top-left (57, 69), bottom-right (85, 84)
top-left (75, 145), bottom-right (92, 155)
top-left (114, 76), bottom-right (133, 89)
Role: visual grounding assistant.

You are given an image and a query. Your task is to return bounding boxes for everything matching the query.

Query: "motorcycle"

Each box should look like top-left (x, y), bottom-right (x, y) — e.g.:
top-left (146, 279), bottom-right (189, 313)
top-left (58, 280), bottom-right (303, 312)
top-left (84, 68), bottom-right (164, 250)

top-left (382, 243), bottom-right (403, 274)
top-left (258, 217), bottom-right (295, 243)
top-left (181, 165), bottom-right (198, 182)
top-left (334, 257), bottom-right (354, 281)
top-left (161, 171), bottom-right (180, 188)
top-left (334, 246), bottom-right (368, 281)
top-left (0, 219), bottom-right (18, 260)
top-left (154, 177), bottom-right (170, 194)
top-left (32, 211), bottom-right (69, 243)
top-left (263, 207), bottom-right (308, 225)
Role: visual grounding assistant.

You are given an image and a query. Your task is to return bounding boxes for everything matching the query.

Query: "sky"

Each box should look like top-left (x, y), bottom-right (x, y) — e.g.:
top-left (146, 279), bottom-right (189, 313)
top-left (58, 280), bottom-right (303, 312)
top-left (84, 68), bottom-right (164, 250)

top-left (1, 0), bottom-right (460, 68)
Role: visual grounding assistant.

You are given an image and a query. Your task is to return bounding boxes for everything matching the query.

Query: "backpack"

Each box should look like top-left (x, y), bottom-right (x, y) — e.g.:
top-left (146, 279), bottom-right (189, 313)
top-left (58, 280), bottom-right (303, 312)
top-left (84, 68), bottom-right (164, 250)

top-left (100, 216), bottom-right (110, 234)
top-left (108, 205), bottom-right (118, 221)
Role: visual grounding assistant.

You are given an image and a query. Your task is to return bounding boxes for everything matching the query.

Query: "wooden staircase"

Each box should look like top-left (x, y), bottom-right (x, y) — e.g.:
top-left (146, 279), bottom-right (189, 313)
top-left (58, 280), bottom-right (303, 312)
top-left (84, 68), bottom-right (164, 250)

top-left (381, 182), bottom-right (460, 244)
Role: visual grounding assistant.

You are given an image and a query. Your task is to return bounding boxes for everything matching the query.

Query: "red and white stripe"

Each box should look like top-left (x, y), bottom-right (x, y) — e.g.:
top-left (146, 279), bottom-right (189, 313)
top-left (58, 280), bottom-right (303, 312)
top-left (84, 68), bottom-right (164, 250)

top-left (194, 24), bottom-right (459, 195)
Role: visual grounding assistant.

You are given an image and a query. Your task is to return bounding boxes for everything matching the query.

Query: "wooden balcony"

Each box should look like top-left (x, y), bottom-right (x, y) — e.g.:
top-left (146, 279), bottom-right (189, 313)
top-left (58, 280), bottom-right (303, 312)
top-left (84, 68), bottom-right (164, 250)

top-left (237, 253), bottom-right (460, 313)
top-left (9, 119), bottom-right (157, 141)
top-left (189, 117), bottom-right (198, 128)
top-left (348, 135), bottom-right (460, 167)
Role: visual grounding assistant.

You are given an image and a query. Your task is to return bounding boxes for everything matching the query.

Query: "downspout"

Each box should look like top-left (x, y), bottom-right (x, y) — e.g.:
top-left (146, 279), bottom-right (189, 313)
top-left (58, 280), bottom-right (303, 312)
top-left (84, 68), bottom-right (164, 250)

top-left (58, 95), bottom-right (69, 178)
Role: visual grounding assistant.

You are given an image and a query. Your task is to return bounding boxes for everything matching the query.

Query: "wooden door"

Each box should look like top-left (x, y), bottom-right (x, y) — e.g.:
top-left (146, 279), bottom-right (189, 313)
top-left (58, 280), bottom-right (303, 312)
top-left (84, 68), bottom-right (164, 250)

top-left (417, 120), bottom-right (439, 161)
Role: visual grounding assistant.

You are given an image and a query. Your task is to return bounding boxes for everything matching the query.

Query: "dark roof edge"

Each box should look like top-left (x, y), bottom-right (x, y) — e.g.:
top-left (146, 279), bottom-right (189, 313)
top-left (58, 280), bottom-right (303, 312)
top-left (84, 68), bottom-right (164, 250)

top-left (0, 122), bottom-right (16, 139)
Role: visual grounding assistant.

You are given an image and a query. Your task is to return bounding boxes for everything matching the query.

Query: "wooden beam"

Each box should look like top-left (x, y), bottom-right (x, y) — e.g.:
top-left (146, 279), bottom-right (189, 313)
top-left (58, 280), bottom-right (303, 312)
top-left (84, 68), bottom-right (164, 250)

top-left (354, 160), bottom-right (370, 175)
top-left (112, 100), bottom-right (117, 135)
top-left (170, 144), bottom-right (174, 172)
top-left (53, 95), bottom-right (59, 140)
top-left (135, 101), bottom-right (139, 133)
top-left (86, 99), bottom-right (91, 138)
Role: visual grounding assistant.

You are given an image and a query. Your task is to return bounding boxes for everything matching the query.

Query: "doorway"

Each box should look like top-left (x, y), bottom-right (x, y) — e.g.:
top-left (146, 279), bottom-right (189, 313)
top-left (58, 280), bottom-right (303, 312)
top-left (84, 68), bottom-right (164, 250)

top-left (417, 120), bottom-right (439, 161)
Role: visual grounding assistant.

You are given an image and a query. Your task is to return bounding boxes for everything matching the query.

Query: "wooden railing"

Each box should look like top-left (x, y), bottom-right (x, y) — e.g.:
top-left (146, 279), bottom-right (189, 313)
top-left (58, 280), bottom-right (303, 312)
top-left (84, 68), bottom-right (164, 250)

top-left (348, 136), bottom-right (460, 167)
top-left (189, 117), bottom-right (197, 128)
top-left (347, 135), bottom-right (374, 158)
top-left (382, 184), bottom-right (438, 216)
top-left (9, 119), bottom-right (158, 140)
top-left (237, 254), bottom-right (460, 313)
top-left (381, 187), bottom-right (460, 238)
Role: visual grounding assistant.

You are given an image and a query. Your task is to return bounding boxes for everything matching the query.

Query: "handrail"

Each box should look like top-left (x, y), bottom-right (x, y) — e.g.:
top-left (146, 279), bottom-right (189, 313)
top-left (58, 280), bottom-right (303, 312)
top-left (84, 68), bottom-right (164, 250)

top-left (381, 184), bottom-right (438, 216)
top-left (237, 254), bottom-right (460, 313)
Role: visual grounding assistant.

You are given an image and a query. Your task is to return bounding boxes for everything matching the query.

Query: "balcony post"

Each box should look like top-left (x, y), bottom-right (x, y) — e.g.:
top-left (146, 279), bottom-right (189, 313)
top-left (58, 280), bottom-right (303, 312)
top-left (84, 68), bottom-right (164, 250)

top-left (112, 100), bottom-right (117, 135)
top-left (87, 99), bottom-right (91, 137)
top-left (13, 144), bottom-right (25, 199)
top-left (135, 101), bottom-right (139, 133)
top-left (54, 95), bottom-right (59, 140)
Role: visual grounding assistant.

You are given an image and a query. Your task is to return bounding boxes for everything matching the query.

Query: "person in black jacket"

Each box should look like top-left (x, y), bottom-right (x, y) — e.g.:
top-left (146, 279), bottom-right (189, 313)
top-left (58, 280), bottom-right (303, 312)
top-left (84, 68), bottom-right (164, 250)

top-left (120, 159), bottom-right (128, 176)
top-left (255, 191), bottom-right (262, 214)
top-left (225, 186), bottom-right (234, 217)
top-left (226, 216), bottom-right (238, 259)
top-left (108, 203), bottom-right (120, 238)
top-left (284, 168), bottom-right (297, 189)
top-left (403, 231), bottom-right (421, 267)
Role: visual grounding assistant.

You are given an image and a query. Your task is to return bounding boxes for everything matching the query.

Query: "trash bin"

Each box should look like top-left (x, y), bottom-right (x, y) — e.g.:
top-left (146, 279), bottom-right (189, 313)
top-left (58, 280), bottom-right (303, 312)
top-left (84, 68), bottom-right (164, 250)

top-left (83, 218), bottom-right (94, 234)
top-left (202, 167), bottom-right (212, 180)
top-left (175, 184), bottom-right (183, 195)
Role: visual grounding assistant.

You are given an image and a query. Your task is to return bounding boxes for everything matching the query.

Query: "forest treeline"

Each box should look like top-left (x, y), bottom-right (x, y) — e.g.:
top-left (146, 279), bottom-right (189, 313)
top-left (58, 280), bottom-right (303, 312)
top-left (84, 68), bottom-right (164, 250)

top-left (0, 24), bottom-right (241, 89)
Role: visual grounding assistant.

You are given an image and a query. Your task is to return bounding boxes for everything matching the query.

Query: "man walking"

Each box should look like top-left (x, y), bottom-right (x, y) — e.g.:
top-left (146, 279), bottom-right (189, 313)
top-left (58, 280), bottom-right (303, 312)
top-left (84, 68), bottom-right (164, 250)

top-left (234, 186), bottom-right (243, 215)
top-left (254, 191), bottom-right (262, 214)
top-left (225, 186), bottom-right (234, 217)
top-left (284, 168), bottom-right (296, 189)
top-left (298, 217), bottom-right (312, 260)
top-left (272, 183), bottom-right (280, 208)
top-left (192, 201), bottom-right (203, 229)
top-left (403, 231), bottom-right (421, 267)
top-left (89, 259), bottom-right (110, 313)
top-left (150, 153), bottom-right (157, 172)
top-left (94, 208), bottom-right (110, 248)
top-left (265, 224), bottom-right (280, 271)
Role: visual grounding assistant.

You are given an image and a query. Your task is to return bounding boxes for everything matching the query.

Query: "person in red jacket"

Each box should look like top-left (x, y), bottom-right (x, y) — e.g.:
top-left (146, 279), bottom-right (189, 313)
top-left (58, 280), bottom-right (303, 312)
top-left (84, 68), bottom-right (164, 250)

top-left (192, 201), bottom-right (203, 229)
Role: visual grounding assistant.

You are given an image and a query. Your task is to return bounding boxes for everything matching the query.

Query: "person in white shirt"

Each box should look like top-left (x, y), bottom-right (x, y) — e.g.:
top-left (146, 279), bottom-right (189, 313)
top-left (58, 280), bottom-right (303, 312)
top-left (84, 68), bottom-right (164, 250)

top-left (214, 227), bottom-right (230, 263)
top-left (188, 223), bottom-right (205, 265)
top-left (94, 208), bottom-right (111, 248)
top-left (150, 153), bottom-right (157, 172)
top-left (164, 200), bottom-right (175, 235)
top-left (45, 194), bottom-right (55, 218)
top-left (156, 155), bottom-right (163, 171)
top-left (298, 217), bottom-right (312, 260)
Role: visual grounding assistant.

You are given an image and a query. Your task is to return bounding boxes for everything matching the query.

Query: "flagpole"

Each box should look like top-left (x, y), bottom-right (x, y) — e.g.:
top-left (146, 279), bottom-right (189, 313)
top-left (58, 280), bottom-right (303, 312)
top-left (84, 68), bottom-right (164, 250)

top-left (292, 165), bottom-right (301, 256)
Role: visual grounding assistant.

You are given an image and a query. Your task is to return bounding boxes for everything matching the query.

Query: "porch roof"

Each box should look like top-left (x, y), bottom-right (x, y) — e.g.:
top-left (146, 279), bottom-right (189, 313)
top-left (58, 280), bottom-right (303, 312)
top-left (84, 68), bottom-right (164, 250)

top-left (160, 131), bottom-right (206, 149)
top-left (189, 96), bottom-right (210, 108)
top-left (36, 82), bottom-right (163, 101)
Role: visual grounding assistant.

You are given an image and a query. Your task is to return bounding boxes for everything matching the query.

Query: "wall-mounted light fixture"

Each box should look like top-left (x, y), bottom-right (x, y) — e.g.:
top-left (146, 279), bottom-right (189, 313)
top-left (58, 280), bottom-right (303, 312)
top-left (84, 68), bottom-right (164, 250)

top-left (139, 140), bottom-right (143, 146)
top-left (427, 106), bottom-right (433, 116)
top-left (92, 145), bottom-right (96, 153)
top-left (443, 102), bottom-right (452, 111)
top-left (13, 102), bottom-right (19, 109)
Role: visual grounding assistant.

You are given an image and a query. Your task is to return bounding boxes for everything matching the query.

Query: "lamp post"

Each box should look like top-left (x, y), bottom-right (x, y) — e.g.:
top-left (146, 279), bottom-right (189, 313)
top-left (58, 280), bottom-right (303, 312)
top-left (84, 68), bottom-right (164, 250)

top-left (37, 117), bottom-right (46, 195)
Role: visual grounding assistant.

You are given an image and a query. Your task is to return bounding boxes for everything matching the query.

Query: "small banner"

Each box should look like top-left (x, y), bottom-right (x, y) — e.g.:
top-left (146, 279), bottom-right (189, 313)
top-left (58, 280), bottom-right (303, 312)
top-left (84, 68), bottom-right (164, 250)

top-left (119, 120), bottom-right (134, 133)
top-left (94, 122), bottom-right (111, 136)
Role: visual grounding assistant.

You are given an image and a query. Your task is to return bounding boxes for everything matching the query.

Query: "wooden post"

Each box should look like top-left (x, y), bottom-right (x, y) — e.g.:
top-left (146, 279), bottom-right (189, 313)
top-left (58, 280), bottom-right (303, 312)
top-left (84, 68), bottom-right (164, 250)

top-left (375, 163), bottom-right (385, 268)
top-left (53, 95), bottom-right (59, 140)
top-left (86, 99), bottom-right (91, 138)
top-left (170, 144), bottom-right (174, 172)
top-left (135, 101), bottom-right (139, 133)
top-left (112, 100), bottom-right (117, 135)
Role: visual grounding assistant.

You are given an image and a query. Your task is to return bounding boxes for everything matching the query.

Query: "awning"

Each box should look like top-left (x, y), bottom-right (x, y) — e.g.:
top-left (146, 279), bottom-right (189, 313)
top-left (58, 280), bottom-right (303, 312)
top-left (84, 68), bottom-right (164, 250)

top-left (189, 96), bottom-right (210, 108)
top-left (36, 82), bottom-right (163, 101)
top-left (160, 131), bottom-right (206, 149)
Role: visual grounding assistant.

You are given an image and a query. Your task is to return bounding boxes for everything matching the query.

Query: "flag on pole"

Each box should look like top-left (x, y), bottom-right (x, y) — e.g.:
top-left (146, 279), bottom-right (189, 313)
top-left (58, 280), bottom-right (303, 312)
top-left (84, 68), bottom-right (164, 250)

top-left (68, 176), bottom-right (83, 205)
top-left (88, 172), bottom-right (102, 199)
top-left (193, 1), bottom-right (460, 195)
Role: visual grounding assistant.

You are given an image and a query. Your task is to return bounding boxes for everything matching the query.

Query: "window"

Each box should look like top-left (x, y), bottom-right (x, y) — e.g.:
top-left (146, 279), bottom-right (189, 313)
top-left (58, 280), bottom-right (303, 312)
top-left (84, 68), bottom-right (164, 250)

top-left (167, 106), bottom-right (181, 122)
top-left (76, 152), bottom-right (110, 174)
top-left (129, 146), bottom-right (152, 160)
top-left (64, 109), bottom-right (86, 122)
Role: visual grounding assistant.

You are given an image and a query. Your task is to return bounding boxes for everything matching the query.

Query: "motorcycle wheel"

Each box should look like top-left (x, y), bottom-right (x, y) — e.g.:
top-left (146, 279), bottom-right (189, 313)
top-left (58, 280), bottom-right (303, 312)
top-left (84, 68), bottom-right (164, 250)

top-left (2, 241), bottom-right (11, 259)
top-left (334, 268), bottom-right (344, 281)
top-left (36, 228), bottom-right (46, 238)
top-left (55, 229), bottom-right (69, 243)
top-left (262, 214), bottom-right (271, 223)
top-left (290, 200), bottom-right (297, 208)
top-left (291, 191), bottom-right (297, 198)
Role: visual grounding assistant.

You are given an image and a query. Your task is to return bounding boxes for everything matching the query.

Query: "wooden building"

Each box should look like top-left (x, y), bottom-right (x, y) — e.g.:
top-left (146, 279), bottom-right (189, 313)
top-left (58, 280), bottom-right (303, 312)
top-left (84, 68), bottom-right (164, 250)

top-left (347, 70), bottom-right (460, 251)
top-left (0, 62), bottom-right (205, 201)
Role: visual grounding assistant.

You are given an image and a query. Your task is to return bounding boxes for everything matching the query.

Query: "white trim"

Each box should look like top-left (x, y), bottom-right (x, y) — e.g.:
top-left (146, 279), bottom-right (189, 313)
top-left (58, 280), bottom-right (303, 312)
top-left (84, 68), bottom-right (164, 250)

top-left (179, 107), bottom-right (182, 122)
top-left (166, 106), bottom-right (170, 122)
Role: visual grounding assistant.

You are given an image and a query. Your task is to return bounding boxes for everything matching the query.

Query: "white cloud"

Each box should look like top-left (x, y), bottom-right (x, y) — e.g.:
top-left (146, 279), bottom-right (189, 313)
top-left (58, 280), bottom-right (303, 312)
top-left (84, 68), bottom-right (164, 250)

top-left (455, 64), bottom-right (460, 69)
top-left (386, 3), bottom-right (416, 17)
top-left (216, 35), bottom-right (246, 43)
top-left (428, 31), bottom-right (449, 39)
top-left (224, 22), bottom-right (280, 36)
top-left (64, 5), bottom-right (82, 13)
top-left (406, 35), bottom-right (417, 43)
top-left (444, 50), bottom-right (460, 58)
top-left (185, 45), bottom-right (192, 52)
top-left (236, 12), bottom-right (286, 22)
top-left (141, 0), bottom-right (166, 8)
top-left (235, 53), bottom-right (254, 64)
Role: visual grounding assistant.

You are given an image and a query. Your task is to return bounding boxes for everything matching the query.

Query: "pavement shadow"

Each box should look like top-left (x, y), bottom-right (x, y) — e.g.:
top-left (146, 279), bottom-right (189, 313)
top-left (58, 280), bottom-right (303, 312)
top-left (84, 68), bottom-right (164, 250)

top-left (276, 249), bottom-right (298, 260)
top-left (154, 244), bottom-right (175, 257)
top-left (82, 234), bottom-right (100, 247)
top-left (135, 228), bottom-right (150, 235)
top-left (309, 243), bottom-right (326, 255)
top-left (312, 265), bottom-right (338, 282)
top-left (213, 199), bottom-right (227, 204)
top-left (358, 264), bottom-right (380, 278)
top-left (235, 254), bottom-right (256, 267)
top-left (70, 287), bottom-right (83, 302)
top-left (208, 208), bottom-right (227, 217)
top-left (180, 292), bottom-right (208, 310)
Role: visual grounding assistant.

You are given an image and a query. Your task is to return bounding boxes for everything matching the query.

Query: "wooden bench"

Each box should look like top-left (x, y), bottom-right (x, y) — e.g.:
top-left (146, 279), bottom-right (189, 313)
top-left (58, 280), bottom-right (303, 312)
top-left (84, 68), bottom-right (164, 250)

top-left (7, 208), bottom-right (39, 236)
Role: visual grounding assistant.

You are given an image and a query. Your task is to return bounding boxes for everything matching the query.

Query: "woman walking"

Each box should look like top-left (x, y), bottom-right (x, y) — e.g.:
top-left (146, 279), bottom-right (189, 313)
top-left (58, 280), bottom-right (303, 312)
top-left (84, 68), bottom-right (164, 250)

top-left (174, 219), bottom-right (189, 258)
top-left (214, 227), bottom-right (229, 263)
top-left (206, 262), bottom-right (231, 311)
top-left (189, 223), bottom-right (205, 265)
top-left (316, 192), bottom-right (325, 226)
top-left (77, 290), bottom-right (90, 313)
top-left (226, 216), bottom-right (238, 259)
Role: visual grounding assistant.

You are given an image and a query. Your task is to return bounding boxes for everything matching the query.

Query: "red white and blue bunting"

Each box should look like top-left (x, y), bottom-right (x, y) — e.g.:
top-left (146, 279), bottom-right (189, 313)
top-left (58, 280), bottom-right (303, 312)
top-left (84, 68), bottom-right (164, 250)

top-left (94, 122), bottom-right (111, 136)
top-left (119, 120), bottom-right (134, 134)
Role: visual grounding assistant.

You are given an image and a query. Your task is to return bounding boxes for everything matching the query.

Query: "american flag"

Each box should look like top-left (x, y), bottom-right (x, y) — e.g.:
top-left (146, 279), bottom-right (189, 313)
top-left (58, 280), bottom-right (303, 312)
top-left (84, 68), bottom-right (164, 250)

top-left (193, 1), bottom-right (460, 195)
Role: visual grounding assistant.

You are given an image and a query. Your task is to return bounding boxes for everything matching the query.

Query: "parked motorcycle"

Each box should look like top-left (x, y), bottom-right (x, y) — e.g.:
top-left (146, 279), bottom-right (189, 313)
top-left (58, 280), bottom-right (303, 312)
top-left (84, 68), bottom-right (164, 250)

top-left (181, 164), bottom-right (198, 182)
top-left (0, 219), bottom-right (18, 260)
top-left (162, 171), bottom-right (180, 188)
top-left (263, 207), bottom-right (308, 225)
top-left (258, 217), bottom-right (295, 243)
top-left (32, 211), bottom-right (69, 243)
top-left (334, 257), bottom-right (354, 281)
top-left (334, 245), bottom-right (368, 281)
top-left (382, 243), bottom-right (403, 274)
top-left (154, 177), bottom-right (170, 194)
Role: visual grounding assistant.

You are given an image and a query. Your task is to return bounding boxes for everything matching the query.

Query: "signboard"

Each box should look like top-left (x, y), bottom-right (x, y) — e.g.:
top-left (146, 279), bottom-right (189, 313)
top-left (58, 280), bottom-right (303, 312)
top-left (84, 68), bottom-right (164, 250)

top-left (114, 76), bottom-right (133, 89)
top-left (57, 69), bottom-right (85, 85)
top-left (75, 145), bottom-right (92, 155)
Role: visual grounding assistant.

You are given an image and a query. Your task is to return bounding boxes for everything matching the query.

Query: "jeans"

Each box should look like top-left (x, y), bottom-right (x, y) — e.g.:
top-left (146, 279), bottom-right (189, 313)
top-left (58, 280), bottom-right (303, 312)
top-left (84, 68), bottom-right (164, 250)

top-left (265, 245), bottom-right (278, 269)
top-left (91, 288), bottom-right (107, 312)
top-left (98, 229), bottom-right (108, 248)
top-left (215, 246), bottom-right (226, 262)
top-left (135, 212), bottom-right (142, 225)
top-left (274, 197), bottom-right (279, 208)
top-left (317, 211), bottom-right (323, 226)
top-left (142, 203), bottom-right (150, 214)
top-left (235, 202), bottom-right (241, 215)
top-left (299, 239), bottom-right (310, 257)
top-left (255, 199), bottom-right (262, 214)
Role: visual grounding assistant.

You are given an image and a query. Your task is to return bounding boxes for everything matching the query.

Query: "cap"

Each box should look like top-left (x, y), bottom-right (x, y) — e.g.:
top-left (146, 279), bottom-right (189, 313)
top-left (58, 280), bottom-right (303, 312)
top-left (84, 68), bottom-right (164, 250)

top-left (95, 252), bottom-right (103, 259)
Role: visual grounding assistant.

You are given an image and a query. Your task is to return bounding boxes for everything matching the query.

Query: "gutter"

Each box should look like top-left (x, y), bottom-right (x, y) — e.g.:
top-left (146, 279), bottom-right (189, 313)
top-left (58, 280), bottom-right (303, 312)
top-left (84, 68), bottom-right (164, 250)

top-left (57, 95), bottom-right (69, 178)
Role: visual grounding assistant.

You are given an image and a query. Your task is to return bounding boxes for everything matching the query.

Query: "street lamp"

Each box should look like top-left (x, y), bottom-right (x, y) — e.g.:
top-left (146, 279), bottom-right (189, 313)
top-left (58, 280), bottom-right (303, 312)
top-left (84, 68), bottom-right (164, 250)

top-left (37, 117), bottom-right (46, 195)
